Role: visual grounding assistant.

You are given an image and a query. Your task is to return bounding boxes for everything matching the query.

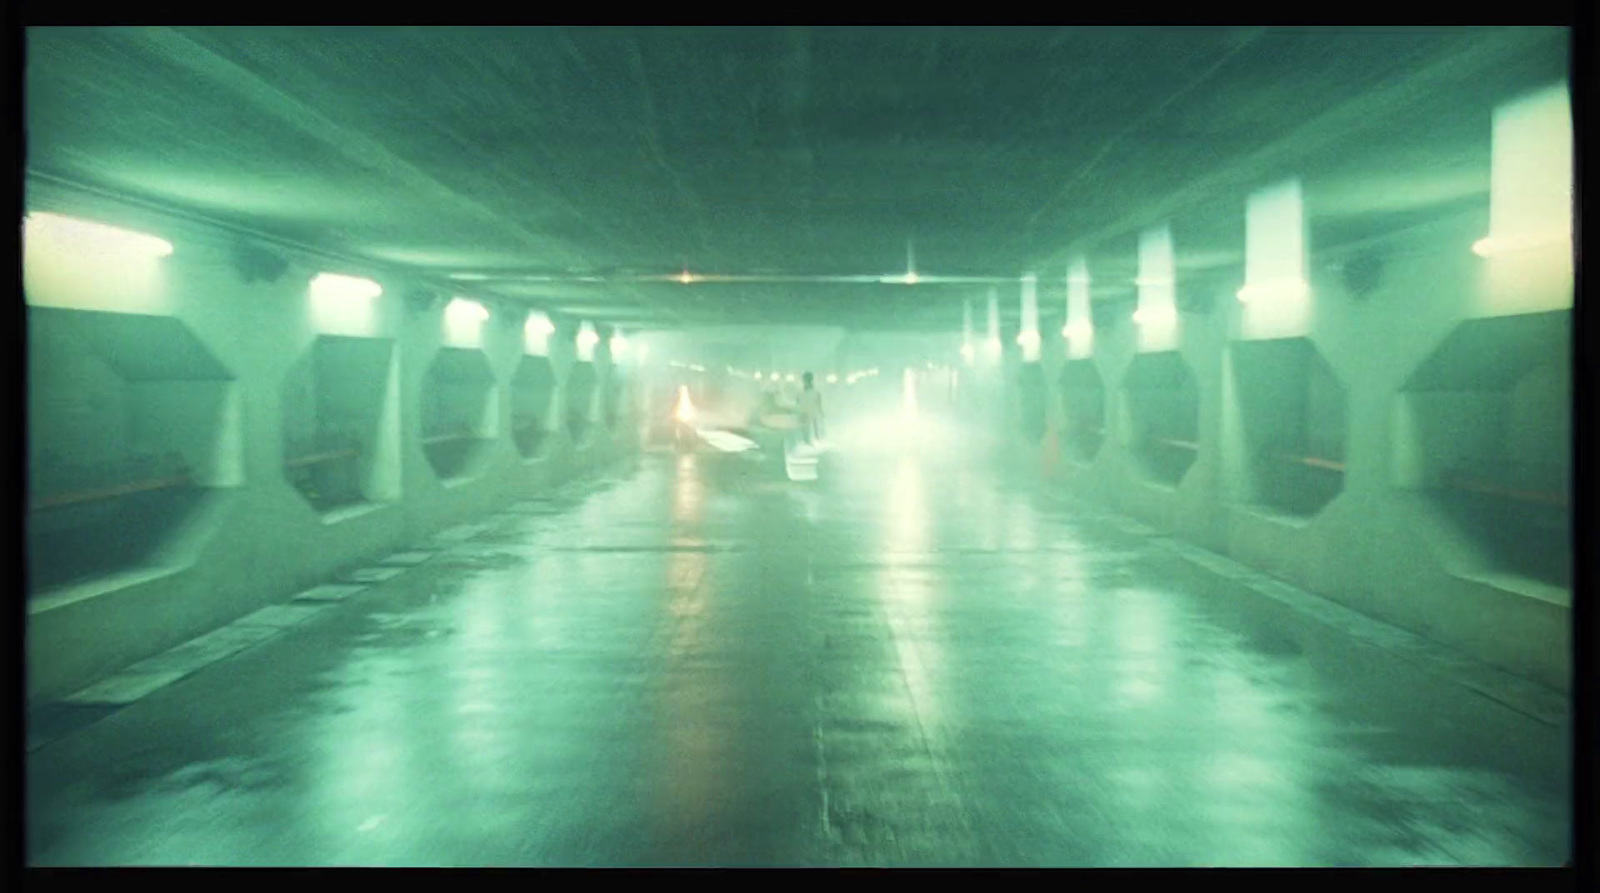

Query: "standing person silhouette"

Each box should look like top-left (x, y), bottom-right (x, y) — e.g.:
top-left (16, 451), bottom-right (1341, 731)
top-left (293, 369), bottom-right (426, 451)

top-left (800, 372), bottom-right (824, 446)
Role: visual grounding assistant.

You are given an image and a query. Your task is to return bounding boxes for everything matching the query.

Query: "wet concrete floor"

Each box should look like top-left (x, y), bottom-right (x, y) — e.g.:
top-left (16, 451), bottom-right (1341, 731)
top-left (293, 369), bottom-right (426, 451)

top-left (26, 446), bottom-right (1571, 866)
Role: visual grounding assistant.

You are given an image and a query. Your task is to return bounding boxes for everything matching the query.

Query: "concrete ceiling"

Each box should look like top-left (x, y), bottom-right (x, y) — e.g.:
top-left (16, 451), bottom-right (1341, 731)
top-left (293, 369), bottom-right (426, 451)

top-left (25, 26), bottom-right (1568, 331)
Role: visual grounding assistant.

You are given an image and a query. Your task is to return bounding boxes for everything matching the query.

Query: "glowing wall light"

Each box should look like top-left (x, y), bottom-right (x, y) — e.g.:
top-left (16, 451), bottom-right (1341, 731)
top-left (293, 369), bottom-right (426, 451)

top-left (309, 272), bottom-right (384, 335)
top-left (1470, 234), bottom-right (1571, 257)
top-left (576, 322), bottom-right (600, 361)
top-left (1245, 179), bottom-right (1305, 289)
top-left (826, 373), bottom-right (838, 384)
top-left (610, 331), bottom-right (629, 358)
top-left (1134, 225), bottom-right (1179, 350)
top-left (962, 300), bottom-right (976, 367)
top-left (1131, 307), bottom-right (1179, 326)
top-left (523, 312), bottom-right (555, 355)
top-left (1239, 178), bottom-right (1312, 338)
top-left (986, 289), bottom-right (1002, 359)
top-left (1478, 82), bottom-right (1573, 313)
top-left (1235, 279), bottom-right (1311, 304)
top-left (446, 297), bottom-right (489, 322)
top-left (1065, 257), bottom-right (1093, 359)
top-left (523, 311), bottom-right (556, 358)
top-left (25, 212), bottom-right (174, 259)
top-left (1486, 82), bottom-right (1573, 252)
top-left (312, 272), bottom-right (383, 301)
top-left (1020, 273), bottom-right (1041, 361)
top-left (444, 296), bottom-right (489, 346)
top-left (24, 212), bottom-right (174, 312)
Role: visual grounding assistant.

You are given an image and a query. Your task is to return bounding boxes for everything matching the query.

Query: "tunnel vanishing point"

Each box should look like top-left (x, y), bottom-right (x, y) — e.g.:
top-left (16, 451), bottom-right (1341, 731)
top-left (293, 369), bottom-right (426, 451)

top-left (22, 26), bottom-right (1580, 868)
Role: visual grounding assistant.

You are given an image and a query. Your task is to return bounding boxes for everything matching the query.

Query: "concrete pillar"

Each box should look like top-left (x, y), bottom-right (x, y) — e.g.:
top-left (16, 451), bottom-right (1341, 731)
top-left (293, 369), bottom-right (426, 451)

top-left (1015, 84), bottom-right (1572, 688)
top-left (22, 190), bottom-right (638, 700)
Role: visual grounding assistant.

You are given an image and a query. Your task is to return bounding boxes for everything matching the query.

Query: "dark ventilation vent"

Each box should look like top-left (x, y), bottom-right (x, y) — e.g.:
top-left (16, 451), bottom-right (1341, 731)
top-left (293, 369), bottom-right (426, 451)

top-left (1176, 278), bottom-right (1218, 316)
top-left (404, 289), bottom-right (441, 314)
top-left (1341, 249), bottom-right (1385, 298)
top-left (231, 242), bottom-right (289, 284)
top-left (492, 300), bottom-right (522, 329)
top-left (1091, 296), bottom-right (1132, 331)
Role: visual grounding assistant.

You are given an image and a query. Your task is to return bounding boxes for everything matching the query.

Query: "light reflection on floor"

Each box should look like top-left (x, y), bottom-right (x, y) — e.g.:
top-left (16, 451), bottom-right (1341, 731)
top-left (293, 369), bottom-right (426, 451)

top-left (24, 422), bottom-right (1572, 867)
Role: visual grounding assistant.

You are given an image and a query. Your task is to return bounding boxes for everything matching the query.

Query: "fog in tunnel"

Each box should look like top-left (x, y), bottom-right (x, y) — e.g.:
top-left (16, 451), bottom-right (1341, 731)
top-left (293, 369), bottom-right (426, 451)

top-left (21, 25), bottom-right (1577, 869)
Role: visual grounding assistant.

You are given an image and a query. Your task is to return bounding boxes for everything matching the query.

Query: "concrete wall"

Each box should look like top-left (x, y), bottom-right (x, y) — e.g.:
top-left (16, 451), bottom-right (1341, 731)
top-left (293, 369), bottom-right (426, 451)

top-left (1004, 203), bottom-right (1573, 692)
top-left (29, 325), bottom-right (136, 489)
top-left (24, 187), bottom-right (640, 701)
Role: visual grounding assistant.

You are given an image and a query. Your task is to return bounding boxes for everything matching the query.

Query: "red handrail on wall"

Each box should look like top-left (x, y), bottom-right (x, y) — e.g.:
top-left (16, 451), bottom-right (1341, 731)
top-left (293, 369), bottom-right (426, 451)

top-left (1154, 437), bottom-right (1200, 451)
top-left (1274, 453), bottom-right (1346, 472)
top-left (31, 473), bottom-right (192, 511)
top-left (284, 448), bottom-right (359, 469)
top-left (1442, 473), bottom-right (1568, 508)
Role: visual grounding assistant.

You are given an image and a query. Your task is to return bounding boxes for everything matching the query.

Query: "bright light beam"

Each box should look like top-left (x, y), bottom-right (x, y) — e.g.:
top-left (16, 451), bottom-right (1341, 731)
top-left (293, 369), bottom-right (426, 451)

top-left (674, 385), bottom-right (696, 424)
